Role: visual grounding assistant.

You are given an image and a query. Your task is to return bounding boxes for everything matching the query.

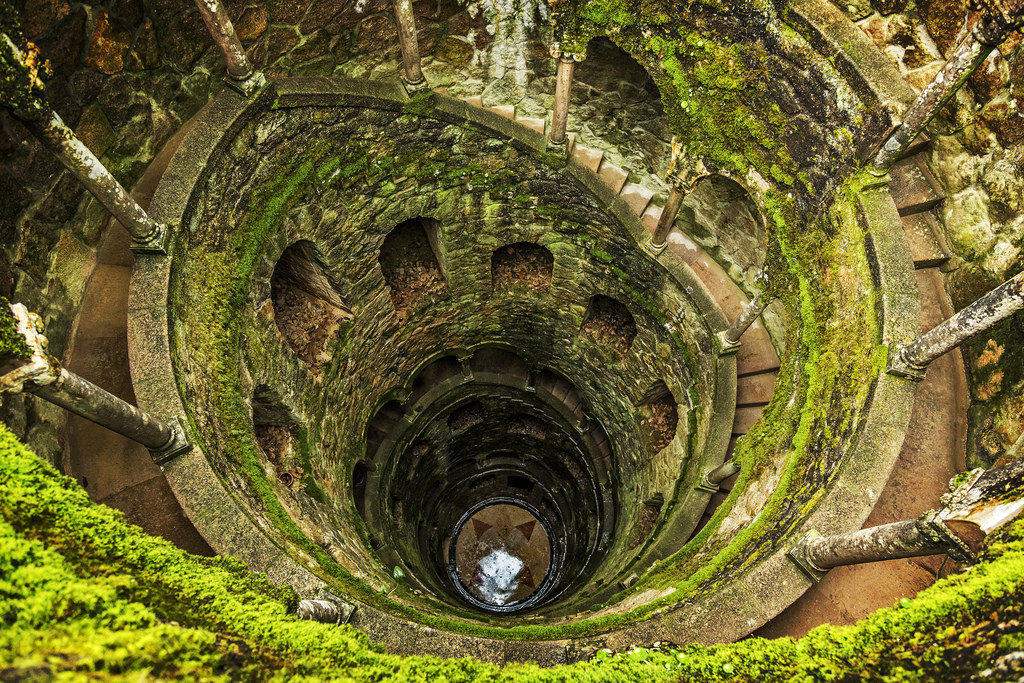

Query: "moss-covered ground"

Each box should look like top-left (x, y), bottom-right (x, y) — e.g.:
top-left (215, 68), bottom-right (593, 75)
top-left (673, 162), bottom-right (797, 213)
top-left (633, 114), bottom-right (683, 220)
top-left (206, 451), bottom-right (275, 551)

top-left (2, 423), bottom-right (1023, 680)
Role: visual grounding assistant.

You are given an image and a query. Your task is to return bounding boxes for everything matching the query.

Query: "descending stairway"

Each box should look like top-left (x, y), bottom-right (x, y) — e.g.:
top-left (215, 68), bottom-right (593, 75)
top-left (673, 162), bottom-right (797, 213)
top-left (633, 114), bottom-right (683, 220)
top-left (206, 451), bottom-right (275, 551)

top-left (456, 94), bottom-right (783, 535)
top-left (756, 137), bottom-right (969, 637)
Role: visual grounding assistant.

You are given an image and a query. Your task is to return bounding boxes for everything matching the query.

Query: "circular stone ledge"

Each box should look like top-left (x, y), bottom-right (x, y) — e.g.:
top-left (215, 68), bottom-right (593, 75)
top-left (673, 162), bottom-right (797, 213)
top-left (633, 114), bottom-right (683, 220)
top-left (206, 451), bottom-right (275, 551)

top-left (127, 76), bottom-right (920, 664)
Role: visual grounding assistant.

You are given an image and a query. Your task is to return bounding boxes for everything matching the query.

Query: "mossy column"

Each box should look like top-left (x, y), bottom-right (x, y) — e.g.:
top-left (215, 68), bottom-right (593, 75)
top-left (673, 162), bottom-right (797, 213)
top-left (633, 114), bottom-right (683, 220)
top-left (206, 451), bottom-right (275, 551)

top-left (872, 1), bottom-right (1024, 172)
top-left (647, 185), bottom-right (684, 253)
top-left (696, 459), bottom-right (740, 492)
top-left (549, 51), bottom-right (577, 148)
top-left (0, 34), bottom-right (169, 253)
top-left (718, 292), bottom-right (770, 353)
top-left (394, 0), bottom-right (427, 92)
top-left (0, 303), bottom-right (190, 463)
top-left (889, 270), bottom-right (1024, 378)
top-left (193, 0), bottom-right (265, 96)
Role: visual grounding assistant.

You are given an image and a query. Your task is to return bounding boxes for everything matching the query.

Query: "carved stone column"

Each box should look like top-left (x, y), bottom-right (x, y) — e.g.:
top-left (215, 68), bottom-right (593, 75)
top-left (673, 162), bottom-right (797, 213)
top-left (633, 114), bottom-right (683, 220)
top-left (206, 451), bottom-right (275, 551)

top-left (1, 303), bottom-right (190, 464)
top-left (872, 1), bottom-right (1024, 172)
top-left (0, 34), bottom-right (170, 253)
top-left (193, 0), bottom-right (266, 96)
top-left (394, 0), bottom-right (428, 92)
top-left (718, 292), bottom-right (770, 354)
top-left (789, 462), bottom-right (1024, 581)
top-left (889, 269), bottom-right (1024, 379)
top-left (549, 51), bottom-right (577, 146)
top-left (696, 460), bottom-right (740, 493)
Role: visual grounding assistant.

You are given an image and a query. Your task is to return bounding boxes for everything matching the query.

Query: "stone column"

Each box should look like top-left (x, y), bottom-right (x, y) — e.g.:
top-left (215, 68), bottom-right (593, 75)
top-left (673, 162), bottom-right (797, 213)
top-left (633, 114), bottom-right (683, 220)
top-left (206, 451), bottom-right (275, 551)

top-left (889, 269), bottom-right (1024, 379)
top-left (696, 460), bottom-right (740, 492)
top-left (549, 52), bottom-right (576, 146)
top-left (0, 34), bottom-right (169, 253)
top-left (789, 460), bottom-right (1024, 580)
top-left (193, 0), bottom-right (266, 96)
top-left (717, 292), bottom-right (769, 354)
top-left (296, 592), bottom-right (355, 623)
top-left (394, 0), bottom-right (427, 92)
top-left (872, 2), bottom-right (1023, 172)
top-left (646, 185), bottom-right (685, 253)
top-left (1, 303), bottom-right (190, 464)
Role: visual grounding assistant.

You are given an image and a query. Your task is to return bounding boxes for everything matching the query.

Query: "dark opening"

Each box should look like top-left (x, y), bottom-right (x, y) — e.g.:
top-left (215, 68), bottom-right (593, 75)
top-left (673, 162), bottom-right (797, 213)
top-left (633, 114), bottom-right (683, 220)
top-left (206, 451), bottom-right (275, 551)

top-left (379, 217), bottom-right (448, 317)
top-left (491, 242), bottom-right (554, 293)
top-left (581, 295), bottom-right (637, 358)
top-left (638, 381), bottom-right (679, 454)
top-left (271, 241), bottom-right (351, 379)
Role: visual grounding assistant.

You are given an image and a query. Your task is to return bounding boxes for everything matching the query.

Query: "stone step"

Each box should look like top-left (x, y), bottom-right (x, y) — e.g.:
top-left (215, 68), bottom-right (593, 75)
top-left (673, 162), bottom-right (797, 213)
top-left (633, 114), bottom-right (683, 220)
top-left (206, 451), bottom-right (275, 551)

top-left (619, 182), bottom-right (654, 215)
top-left (489, 104), bottom-right (515, 120)
top-left (736, 371), bottom-right (777, 406)
top-left (596, 159), bottom-right (628, 194)
top-left (732, 405), bottom-right (764, 435)
top-left (570, 144), bottom-right (604, 172)
top-left (517, 116), bottom-right (546, 135)
top-left (641, 204), bottom-right (663, 233)
top-left (899, 133), bottom-right (931, 162)
top-left (889, 153), bottom-right (945, 216)
top-left (461, 95), bottom-right (484, 108)
top-left (901, 211), bottom-right (950, 269)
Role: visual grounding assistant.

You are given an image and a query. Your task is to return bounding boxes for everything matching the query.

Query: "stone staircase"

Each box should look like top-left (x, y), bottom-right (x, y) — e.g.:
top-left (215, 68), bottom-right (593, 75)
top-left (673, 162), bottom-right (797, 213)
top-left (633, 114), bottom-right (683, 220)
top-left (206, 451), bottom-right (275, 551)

top-left (457, 96), bottom-right (784, 536)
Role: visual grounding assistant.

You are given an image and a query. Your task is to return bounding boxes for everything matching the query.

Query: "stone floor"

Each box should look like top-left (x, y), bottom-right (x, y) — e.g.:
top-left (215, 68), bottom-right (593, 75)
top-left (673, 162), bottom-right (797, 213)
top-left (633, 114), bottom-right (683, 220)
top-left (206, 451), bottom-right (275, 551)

top-left (454, 503), bottom-right (550, 607)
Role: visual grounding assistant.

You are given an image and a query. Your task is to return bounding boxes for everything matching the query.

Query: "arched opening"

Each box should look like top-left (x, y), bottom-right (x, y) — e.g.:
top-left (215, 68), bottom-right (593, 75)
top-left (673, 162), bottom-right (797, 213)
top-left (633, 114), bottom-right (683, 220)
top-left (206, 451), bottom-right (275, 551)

top-left (581, 295), bottom-right (637, 358)
top-left (685, 175), bottom-right (766, 288)
top-left (353, 460), bottom-right (368, 518)
top-left (271, 241), bottom-right (352, 378)
top-left (491, 242), bottom-right (554, 293)
top-left (637, 381), bottom-right (679, 455)
top-left (448, 400), bottom-right (485, 432)
top-left (379, 217), bottom-right (448, 317)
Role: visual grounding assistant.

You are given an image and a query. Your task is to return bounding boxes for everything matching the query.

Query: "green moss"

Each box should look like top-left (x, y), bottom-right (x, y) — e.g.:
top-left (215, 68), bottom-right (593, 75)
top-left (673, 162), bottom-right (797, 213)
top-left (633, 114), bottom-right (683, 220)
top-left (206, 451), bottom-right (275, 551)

top-left (0, 297), bottom-right (31, 367)
top-left (2, 424), bottom-right (1023, 679)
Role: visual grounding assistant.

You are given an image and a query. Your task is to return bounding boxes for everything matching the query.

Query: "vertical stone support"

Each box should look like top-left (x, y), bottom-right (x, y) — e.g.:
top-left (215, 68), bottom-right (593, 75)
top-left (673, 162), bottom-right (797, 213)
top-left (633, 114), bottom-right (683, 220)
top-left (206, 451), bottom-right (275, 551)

top-left (793, 519), bottom-right (948, 575)
top-left (549, 53), bottom-right (576, 146)
top-left (394, 0), bottom-right (427, 92)
top-left (717, 292), bottom-right (769, 354)
top-left (790, 460), bottom-right (1024, 581)
top-left (696, 460), bottom-right (740, 492)
top-left (646, 185), bottom-right (685, 253)
top-left (27, 107), bottom-right (170, 253)
top-left (193, 0), bottom-right (265, 96)
top-left (1, 303), bottom-right (190, 463)
top-left (1, 33), bottom-right (168, 253)
top-left (889, 269), bottom-right (1024, 379)
top-left (872, 3), bottom-right (1023, 172)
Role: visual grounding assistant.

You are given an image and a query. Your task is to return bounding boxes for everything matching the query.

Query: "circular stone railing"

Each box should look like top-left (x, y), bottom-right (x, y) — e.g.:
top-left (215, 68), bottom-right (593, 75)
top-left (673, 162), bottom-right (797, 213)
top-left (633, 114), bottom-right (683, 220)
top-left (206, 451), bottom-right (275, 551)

top-left (128, 71), bottom-right (919, 662)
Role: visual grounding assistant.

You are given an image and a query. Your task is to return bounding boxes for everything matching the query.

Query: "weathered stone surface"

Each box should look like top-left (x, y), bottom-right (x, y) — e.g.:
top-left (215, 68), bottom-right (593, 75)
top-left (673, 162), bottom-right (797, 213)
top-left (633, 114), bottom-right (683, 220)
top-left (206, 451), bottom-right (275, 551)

top-left (85, 11), bottom-right (132, 75)
top-left (21, 0), bottom-right (70, 38)
top-left (357, 15), bottom-right (398, 53)
top-left (74, 105), bottom-right (115, 157)
top-left (163, 11), bottom-right (209, 71)
top-left (235, 5), bottom-right (269, 42)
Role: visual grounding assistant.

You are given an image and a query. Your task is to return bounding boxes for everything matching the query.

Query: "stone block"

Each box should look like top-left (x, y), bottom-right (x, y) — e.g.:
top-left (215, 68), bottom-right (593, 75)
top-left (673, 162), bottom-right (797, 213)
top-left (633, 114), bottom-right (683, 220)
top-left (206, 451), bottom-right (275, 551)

top-left (517, 117), bottom-right (546, 135)
top-left (641, 204), bottom-right (662, 233)
top-left (889, 154), bottom-right (944, 217)
top-left (619, 182), bottom-right (653, 215)
top-left (489, 104), bottom-right (515, 120)
top-left (570, 144), bottom-right (603, 172)
top-left (597, 161), bottom-right (628, 194)
top-left (900, 212), bottom-right (949, 268)
top-left (737, 371), bottom-right (778, 406)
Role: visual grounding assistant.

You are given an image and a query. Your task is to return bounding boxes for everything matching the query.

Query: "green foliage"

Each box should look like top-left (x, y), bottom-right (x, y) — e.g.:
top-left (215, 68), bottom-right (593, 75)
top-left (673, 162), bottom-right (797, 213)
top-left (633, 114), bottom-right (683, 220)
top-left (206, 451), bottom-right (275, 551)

top-left (0, 297), bottom-right (31, 366)
top-left (1, 423), bottom-right (1023, 680)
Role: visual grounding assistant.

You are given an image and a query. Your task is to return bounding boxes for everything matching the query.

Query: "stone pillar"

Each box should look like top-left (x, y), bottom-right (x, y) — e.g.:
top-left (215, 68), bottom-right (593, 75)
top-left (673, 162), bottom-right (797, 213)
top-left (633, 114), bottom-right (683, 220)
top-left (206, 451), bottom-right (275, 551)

top-left (889, 269), bottom-right (1024, 379)
top-left (646, 185), bottom-right (685, 253)
top-left (696, 460), bottom-right (740, 492)
top-left (0, 34), bottom-right (169, 254)
top-left (549, 53), bottom-right (576, 146)
top-left (296, 593), bottom-right (355, 623)
top-left (394, 0), bottom-right (427, 92)
top-left (789, 459), bottom-right (1024, 580)
top-left (717, 292), bottom-right (769, 354)
top-left (193, 0), bottom-right (266, 96)
top-left (872, 2), bottom-right (1023, 172)
top-left (1, 303), bottom-right (190, 463)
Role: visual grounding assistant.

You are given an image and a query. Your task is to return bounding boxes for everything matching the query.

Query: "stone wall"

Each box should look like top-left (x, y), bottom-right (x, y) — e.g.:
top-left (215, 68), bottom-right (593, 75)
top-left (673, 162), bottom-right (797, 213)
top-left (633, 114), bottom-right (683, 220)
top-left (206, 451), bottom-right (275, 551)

top-left (831, 0), bottom-right (1024, 466)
